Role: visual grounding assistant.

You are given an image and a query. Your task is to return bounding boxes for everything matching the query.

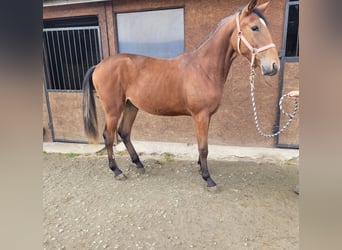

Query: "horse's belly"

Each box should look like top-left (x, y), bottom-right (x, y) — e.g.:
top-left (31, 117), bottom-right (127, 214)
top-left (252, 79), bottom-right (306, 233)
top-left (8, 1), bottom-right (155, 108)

top-left (127, 96), bottom-right (190, 116)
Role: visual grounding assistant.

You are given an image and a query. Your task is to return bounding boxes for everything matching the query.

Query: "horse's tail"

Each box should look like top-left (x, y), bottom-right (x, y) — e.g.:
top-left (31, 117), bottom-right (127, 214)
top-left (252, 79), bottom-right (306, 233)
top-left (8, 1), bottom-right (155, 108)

top-left (82, 66), bottom-right (99, 144)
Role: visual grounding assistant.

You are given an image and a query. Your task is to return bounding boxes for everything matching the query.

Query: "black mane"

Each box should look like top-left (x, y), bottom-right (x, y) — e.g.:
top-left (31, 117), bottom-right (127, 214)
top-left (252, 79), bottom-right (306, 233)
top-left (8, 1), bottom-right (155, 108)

top-left (252, 7), bottom-right (269, 25)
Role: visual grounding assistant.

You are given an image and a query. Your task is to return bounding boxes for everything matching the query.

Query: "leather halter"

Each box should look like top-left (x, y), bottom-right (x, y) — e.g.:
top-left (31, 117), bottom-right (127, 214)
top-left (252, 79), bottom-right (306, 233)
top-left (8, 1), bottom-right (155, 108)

top-left (235, 12), bottom-right (276, 67)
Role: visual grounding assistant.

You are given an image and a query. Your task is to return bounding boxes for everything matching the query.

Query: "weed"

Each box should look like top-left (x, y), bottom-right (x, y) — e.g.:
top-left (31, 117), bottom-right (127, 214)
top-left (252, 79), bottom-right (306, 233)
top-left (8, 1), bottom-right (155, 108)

top-left (66, 152), bottom-right (79, 158)
top-left (162, 152), bottom-right (175, 162)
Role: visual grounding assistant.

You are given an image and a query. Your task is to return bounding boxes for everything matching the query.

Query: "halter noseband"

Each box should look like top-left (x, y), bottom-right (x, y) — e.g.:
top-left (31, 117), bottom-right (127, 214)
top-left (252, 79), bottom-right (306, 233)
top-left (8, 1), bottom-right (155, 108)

top-left (235, 12), bottom-right (276, 67)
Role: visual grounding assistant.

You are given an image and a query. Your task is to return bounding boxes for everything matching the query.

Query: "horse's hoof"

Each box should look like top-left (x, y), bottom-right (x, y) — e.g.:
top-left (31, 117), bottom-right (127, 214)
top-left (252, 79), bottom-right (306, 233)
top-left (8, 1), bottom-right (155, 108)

top-left (115, 173), bottom-right (127, 181)
top-left (136, 167), bottom-right (145, 174)
top-left (206, 185), bottom-right (219, 193)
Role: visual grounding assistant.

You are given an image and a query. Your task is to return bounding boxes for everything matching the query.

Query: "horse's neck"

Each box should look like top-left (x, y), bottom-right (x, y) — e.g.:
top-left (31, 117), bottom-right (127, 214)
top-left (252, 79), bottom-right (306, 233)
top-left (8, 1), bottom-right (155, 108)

top-left (191, 15), bottom-right (237, 82)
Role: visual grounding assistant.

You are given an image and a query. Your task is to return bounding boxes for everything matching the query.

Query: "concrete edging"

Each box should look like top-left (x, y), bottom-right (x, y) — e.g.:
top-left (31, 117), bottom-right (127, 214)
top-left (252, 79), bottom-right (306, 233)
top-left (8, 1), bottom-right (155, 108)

top-left (43, 141), bottom-right (299, 162)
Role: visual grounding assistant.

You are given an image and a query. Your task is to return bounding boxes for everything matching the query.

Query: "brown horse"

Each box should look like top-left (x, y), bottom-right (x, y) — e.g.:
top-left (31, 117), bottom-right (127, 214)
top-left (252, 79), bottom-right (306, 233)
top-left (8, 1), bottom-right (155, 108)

top-left (82, 0), bottom-right (280, 189)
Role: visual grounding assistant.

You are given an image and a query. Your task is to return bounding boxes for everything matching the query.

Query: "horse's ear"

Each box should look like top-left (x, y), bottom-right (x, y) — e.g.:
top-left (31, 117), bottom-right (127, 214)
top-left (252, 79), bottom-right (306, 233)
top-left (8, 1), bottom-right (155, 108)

top-left (258, 0), bottom-right (272, 13)
top-left (241, 0), bottom-right (258, 16)
top-left (248, 0), bottom-right (258, 13)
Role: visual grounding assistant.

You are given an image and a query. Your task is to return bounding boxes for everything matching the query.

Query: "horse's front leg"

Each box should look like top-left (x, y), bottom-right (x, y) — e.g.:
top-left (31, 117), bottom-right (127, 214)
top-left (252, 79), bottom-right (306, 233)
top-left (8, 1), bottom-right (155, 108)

top-left (193, 113), bottom-right (217, 189)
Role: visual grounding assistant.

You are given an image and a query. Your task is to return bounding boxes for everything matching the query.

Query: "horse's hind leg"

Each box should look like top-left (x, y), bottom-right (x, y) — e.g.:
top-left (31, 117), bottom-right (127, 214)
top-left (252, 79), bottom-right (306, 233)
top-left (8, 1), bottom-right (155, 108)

top-left (118, 100), bottom-right (145, 174)
top-left (103, 115), bottom-right (127, 180)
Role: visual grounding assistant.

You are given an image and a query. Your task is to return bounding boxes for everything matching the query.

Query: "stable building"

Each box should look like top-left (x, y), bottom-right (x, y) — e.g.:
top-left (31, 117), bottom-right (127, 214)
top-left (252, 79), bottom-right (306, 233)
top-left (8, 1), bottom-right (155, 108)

top-left (43, 0), bottom-right (299, 148)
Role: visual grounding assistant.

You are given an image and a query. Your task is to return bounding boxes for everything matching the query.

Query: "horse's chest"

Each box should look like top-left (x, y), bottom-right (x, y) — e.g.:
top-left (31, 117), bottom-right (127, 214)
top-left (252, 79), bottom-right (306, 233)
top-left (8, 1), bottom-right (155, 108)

top-left (186, 85), bottom-right (223, 113)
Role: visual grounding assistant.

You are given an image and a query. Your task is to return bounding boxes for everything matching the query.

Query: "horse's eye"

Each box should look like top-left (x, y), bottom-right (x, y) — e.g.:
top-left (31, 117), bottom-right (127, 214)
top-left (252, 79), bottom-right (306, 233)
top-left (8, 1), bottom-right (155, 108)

top-left (251, 25), bottom-right (259, 32)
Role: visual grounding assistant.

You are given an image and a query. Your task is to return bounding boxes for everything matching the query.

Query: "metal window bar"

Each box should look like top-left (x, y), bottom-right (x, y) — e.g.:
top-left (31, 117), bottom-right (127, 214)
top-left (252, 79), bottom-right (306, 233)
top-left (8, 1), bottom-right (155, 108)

top-left (43, 26), bottom-right (102, 91)
top-left (71, 31), bottom-right (80, 87)
top-left (76, 29), bottom-right (85, 88)
top-left (66, 31), bottom-right (76, 90)
top-left (51, 32), bottom-right (61, 89)
top-left (56, 31), bottom-right (66, 89)
top-left (296, 29), bottom-right (299, 57)
top-left (61, 31), bottom-right (71, 89)
top-left (89, 30), bottom-right (94, 67)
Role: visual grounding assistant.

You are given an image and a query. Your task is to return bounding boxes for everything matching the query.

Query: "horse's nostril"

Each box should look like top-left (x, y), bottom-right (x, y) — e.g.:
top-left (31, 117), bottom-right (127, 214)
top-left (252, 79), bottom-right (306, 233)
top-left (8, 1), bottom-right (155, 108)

top-left (273, 62), bottom-right (279, 72)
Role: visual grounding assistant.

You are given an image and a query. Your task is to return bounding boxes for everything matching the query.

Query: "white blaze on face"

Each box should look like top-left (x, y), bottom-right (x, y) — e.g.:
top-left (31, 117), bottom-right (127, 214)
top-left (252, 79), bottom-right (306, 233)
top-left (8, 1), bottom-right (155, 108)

top-left (259, 18), bottom-right (266, 27)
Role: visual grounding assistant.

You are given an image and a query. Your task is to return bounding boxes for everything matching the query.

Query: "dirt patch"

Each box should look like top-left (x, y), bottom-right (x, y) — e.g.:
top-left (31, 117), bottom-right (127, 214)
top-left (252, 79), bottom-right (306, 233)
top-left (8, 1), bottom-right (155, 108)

top-left (43, 152), bottom-right (299, 249)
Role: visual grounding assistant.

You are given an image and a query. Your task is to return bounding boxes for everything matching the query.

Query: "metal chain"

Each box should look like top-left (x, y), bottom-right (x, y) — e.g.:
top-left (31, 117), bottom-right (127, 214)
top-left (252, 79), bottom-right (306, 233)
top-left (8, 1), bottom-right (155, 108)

top-left (249, 66), bottom-right (298, 138)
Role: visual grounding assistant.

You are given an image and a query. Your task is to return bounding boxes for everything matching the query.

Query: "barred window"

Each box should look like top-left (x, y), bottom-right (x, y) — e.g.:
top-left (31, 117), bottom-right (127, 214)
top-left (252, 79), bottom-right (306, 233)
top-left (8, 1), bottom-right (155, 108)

top-left (43, 16), bottom-right (102, 91)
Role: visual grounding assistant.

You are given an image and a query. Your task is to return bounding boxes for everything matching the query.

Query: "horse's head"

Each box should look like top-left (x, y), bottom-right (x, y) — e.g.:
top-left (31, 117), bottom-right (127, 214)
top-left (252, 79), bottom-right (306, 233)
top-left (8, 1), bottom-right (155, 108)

top-left (234, 0), bottom-right (279, 76)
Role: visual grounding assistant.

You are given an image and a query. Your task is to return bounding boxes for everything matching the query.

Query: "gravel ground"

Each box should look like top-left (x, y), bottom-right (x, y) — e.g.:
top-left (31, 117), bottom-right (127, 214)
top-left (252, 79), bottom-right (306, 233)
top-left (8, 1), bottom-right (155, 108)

top-left (43, 151), bottom-right (299, 249)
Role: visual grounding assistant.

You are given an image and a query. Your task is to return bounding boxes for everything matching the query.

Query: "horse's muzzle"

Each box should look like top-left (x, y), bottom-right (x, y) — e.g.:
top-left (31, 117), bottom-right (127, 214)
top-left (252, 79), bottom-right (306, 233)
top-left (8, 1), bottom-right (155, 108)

top-left (261, 62), bottom-right (279, 76)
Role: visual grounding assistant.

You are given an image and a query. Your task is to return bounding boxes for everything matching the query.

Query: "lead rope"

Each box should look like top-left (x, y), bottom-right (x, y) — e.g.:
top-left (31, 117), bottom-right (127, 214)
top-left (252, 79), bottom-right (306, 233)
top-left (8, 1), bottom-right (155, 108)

top-left (249, 66), bottom-right (298, 138)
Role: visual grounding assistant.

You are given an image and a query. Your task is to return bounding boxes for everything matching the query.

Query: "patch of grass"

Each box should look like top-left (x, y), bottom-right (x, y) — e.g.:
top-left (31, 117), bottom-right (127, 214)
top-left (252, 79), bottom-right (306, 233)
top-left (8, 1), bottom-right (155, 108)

top-left (283, 157), bottom-right (299, 165)
top-left (162, 152), bottom-right (175, 162)
top-left (66, 152), bottom-right (79, 158)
